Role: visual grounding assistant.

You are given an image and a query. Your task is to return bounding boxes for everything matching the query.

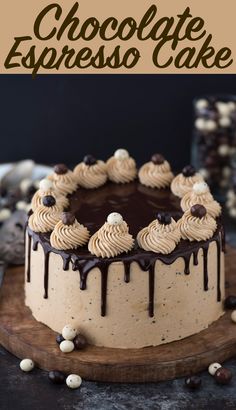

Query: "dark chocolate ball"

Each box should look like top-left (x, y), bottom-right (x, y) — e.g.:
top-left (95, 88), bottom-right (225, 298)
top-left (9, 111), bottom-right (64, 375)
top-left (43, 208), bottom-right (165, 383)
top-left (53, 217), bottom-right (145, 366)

top-left (224, 295), bottom-right (236, 310)
top-left (182, 165), bottom-right (196, 177)
top-left (151, 153), bottom-right (165, 165)
top-left (83, 155), bottom-right (97, 166)
top-left (190, 204), bottom-right (207, 219)
top-left (48, 370), bottom-right (66, 384)
top-left (54, 164), bottom-right (68, 175)
top-left (215, 367), bottom-right (232, 385)
top-left (185, 375), bottom-right (202, 389)
top-left (157, 212), bottom-right (171, 225)
top-left (61, 212), bottom-right (75, 226)
top-left (56, 334), bottom-right (65, 344)
top-left (74, 334), bottom-right (87, 350)
top-left (42, 195), bottom-right (56, 207)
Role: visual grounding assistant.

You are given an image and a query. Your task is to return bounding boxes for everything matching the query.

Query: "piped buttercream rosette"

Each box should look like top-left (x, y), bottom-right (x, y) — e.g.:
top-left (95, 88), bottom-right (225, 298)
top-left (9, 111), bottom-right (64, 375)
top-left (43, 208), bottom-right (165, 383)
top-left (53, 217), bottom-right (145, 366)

top-left (138, 153), bottom-right (174, 188)
top-left (171, 165), bottom-right (204, 198)
top-left (88, 212), bottom-right (134, 258)
top-left (50, 212), bottom-right (90, 250)
top-left (137, 212), bottom-right (181, 254)
top-left (28, 195), bottom-right (62, 233)
top-left (73, 155), bottom-right (107, 189)
top-left (181, 182), bottom-right (221, 218)
top-left (106, 149), bottom-right (137, 183)
top-left (178, 204), bottom-right (217, 242)
top-left (48, 164), bottom-right (78, 196)
top-left (31, 178), bottom-right (69, 211)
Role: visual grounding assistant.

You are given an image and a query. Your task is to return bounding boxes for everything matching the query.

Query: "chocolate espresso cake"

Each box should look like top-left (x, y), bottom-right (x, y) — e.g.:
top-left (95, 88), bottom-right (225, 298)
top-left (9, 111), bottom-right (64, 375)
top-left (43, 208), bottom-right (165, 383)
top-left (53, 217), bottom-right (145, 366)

top-left (25, 150), bottom-right (225, 348)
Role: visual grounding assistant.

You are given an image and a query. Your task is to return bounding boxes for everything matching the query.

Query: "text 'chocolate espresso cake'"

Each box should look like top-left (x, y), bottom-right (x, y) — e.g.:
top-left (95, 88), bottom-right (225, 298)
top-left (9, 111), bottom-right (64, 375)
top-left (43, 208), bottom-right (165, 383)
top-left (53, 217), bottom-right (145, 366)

top-left (25, 149), bottom-right (225, 348)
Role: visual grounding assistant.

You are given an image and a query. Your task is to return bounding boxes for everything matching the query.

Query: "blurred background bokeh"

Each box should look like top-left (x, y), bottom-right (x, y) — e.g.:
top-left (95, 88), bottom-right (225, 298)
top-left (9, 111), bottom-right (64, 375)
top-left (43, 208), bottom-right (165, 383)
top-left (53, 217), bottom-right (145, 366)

top-left (1, 74), bottom-right (236, 170)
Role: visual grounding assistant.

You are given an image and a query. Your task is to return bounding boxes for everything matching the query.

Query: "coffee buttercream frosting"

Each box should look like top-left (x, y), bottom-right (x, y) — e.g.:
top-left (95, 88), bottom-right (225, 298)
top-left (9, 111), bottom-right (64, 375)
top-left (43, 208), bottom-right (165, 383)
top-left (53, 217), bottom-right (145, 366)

top-left (171, 165), bottom-right (204, 198)
top-left (178, 205), bottom-right (217, 241)
top-left (138, 154), bottom-right (174, 188)
top-left (74, 156), bottom-right (107, 189)
top-left (50, 212), bottom-right (90, 250)
top-left (49, 164), bottom-right (78, 196)
top-left (28, 198), bottom-right (62, 233)
top-left (181, 182), bottom-right (221, 218)
top-left (88, 212), bottom-right (134, 258)
top-left (32, 179), bottom-right (69, 211)
top-left (137, 213), bottom-right (181, 254)
top-left (106, 149), bottom-right (137, 183)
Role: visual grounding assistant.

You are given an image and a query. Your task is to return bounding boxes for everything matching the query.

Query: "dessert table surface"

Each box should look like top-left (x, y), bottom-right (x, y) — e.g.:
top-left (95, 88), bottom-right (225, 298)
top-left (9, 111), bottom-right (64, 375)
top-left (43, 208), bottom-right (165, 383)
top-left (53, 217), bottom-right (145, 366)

top-left (0, 344), bottom-right (236, 410)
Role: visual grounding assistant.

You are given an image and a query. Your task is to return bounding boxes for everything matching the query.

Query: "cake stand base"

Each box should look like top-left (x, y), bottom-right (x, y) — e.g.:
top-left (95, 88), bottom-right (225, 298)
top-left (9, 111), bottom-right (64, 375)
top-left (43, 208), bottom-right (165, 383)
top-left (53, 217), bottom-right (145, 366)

top-left (0, 247), bottom-right (235, 383)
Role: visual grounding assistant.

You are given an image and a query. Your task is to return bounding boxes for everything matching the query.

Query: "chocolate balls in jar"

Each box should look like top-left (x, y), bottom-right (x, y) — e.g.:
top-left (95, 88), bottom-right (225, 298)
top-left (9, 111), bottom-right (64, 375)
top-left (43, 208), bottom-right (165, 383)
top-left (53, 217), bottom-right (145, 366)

top-left (191, 95), bottom-right (236, 199)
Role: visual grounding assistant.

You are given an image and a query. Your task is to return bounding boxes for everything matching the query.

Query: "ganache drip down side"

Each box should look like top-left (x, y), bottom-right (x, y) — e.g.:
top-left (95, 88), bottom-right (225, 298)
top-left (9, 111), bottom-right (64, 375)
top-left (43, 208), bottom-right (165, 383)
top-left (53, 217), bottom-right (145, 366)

top-left (26, 223), bottom-right (224, 318)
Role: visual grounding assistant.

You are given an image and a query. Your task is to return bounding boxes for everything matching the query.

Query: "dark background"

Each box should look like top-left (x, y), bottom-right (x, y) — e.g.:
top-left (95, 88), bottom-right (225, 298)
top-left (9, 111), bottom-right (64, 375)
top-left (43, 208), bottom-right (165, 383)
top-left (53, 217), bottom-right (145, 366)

top-left (0, 74), bottom-right (236, 170)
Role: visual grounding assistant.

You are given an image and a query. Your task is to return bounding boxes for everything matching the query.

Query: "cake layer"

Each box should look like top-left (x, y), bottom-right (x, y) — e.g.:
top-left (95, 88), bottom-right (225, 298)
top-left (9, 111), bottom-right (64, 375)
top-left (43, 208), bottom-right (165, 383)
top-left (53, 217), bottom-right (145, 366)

top-left (25, 225), bottom-right (225, 348)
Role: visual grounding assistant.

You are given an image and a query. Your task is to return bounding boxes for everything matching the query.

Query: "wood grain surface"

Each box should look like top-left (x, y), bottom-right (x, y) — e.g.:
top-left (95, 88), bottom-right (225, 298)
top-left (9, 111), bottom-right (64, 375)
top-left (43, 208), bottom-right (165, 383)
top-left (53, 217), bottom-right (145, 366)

top-left (0, 248), bottom-right (235, 383)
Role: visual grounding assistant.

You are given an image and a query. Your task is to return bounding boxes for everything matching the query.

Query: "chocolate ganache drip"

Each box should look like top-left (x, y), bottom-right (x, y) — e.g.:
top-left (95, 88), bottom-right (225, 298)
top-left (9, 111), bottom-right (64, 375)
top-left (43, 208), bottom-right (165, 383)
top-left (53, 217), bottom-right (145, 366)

top-left (26, 181), bottom-right (224, 318)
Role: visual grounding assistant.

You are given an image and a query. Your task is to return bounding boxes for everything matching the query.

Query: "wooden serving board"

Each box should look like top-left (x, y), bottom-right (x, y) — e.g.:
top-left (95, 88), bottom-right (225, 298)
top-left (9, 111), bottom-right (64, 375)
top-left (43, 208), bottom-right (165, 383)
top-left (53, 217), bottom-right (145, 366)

top-left (0, 248), bottom-right (236, 383)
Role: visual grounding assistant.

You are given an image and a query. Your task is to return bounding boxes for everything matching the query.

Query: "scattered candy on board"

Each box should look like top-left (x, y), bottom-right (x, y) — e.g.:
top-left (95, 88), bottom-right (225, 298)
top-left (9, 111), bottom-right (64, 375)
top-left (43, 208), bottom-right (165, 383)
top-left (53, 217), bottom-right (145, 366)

top-left (57, 324), bottom-right (88, 353)
top-left (59, 340), bottom-right (75, 353)
top-left (184, 375), bottom-right (202, 390)
top-left (20, 358), bottom-right (35, 372)
top-left (208, 363), bottom-right (222, 376)
top-left (66, 374), bottom-right (82, 389)
top-left (231, 310), bottom-right (236, 323)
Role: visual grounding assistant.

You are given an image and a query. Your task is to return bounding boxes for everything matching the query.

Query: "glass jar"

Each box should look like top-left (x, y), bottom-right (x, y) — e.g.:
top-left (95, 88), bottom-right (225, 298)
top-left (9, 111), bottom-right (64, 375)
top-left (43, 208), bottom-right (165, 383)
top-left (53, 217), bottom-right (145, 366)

top-left (191, 94), bottom-right (236, 200)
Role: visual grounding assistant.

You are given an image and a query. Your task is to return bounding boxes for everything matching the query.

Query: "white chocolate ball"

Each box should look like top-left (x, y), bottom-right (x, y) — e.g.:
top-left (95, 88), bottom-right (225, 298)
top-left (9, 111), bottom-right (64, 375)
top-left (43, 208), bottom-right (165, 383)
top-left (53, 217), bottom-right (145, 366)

top-left (20, 178), bottom-right (32, 194)
top-left (39, 178), bottom-right (53, 191)
top-left (227, 190), bottom-right (235, 200)
top-left (229, 208), bottom-right (236, 218)
top-left (195, 118), bottom-right (206, 131)
top-left (193, 182), bottom-right (209, 194)
top-left (205, 120), bottom-right (217, 132)
top-left (107, 212), bottom-right (123, 225)
top-left (228, 102), bottom-right (236, 111)
top-left (208, 362), bottom-right (221, 376)
top-left (216, 102), bottom-right (231, 116)
top-left (66, 374), bottom-right (82, 389)
top-left (198, 168), bottom-right (209, 179)
top-left (218, 144), bottom-right (230, 157)
top-left (231, 310), bottom-right (236, 322)
top-left (114, 148), bottom-right (129, 160)
top-left (195, 99), bottom-right (208, 110)
top-left (20, 358), bottom-right (34, 372)
top-left (219, 117), bottom-right (231, 128)
top-left (16, 201), bottom-right (28, 211)
top-left (59, 340), bottom-right (75, 353)
top-left (0, 208), bottom-right (11, 222)
top-left (62, 324), bottom-right (77, 341)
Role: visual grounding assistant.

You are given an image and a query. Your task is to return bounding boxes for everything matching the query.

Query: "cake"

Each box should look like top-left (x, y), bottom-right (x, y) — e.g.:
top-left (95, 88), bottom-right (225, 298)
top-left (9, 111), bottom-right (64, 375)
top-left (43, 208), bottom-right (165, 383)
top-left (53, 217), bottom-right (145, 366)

top-left (25, 150), bottom-right (225, 349)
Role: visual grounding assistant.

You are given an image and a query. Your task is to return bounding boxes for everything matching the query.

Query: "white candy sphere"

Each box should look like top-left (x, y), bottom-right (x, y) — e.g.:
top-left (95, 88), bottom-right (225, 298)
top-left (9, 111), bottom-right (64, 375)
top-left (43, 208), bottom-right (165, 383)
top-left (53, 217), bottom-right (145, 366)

top-left (16, 201), bottom-right (28, 211)
top-left (20, 178), bottom-right (32, 194)
top-left (39, 178), bottom-right (53, 191)
top-left (60, 340), bottom-right (75, 353)
top-left (114, 148), bottom-right (129, 160)
top-left (62, 324), bottom-right (77, 341)
top-left (205, 120), bottom-right (217, 132)
top-left (107, 212), bottom-right (123, 225)
top-left (216, 102), bottom-right (231, 116)
top-left (218, 144), bottom-right (230, 157)
top-left (193, 182), bottom-right (209, 194)
top-left (20, 358), bottom-right (34, 372)
top-left (231, 310), bottom-right (236, 322)
top-left (208, 362), bottom-right (221, 376)
top-left (66, 374), bottom-right (82, 389)
top-left (198, 168), bottom-right (209, 179)
top-left (229, 208), bottom-right (236, 218)
top-left (228, 102), bottom-right (236, 111)
top-left (195, 118), bottom-right (206, 131)
top-left (219, 117), bottom-right (231, 128)
top-left (0, 208), bottom-right (11, 222)
top-left (195, 99), bottom-right (208, 110)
